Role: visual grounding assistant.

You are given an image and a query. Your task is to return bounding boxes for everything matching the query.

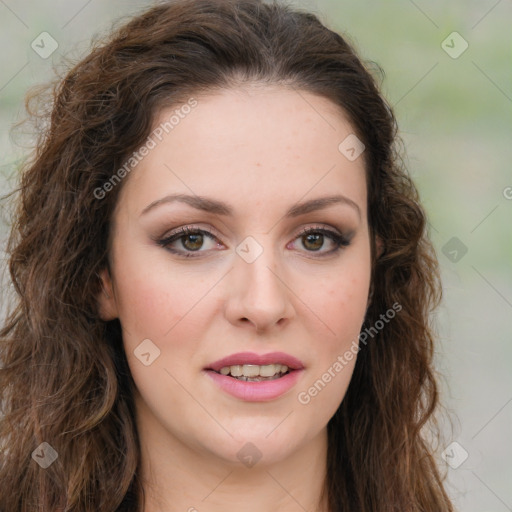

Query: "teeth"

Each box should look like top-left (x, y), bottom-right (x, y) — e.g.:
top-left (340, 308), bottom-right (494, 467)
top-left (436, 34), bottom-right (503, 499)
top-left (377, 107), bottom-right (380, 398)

top-left (217, 363), bottom-right (289, 378)
top-left (259, 364), bottom-right (278, 377)
top-left (243, 364), bottom-right (260, 377)
top-left (230, 365), bottom-right (243, 377)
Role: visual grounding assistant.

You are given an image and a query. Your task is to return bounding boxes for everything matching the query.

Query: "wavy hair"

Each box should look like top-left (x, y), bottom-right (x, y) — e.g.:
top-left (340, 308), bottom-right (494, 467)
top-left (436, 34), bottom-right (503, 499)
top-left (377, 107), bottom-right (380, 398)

top-left (0, 0), bottom-right (454, 510)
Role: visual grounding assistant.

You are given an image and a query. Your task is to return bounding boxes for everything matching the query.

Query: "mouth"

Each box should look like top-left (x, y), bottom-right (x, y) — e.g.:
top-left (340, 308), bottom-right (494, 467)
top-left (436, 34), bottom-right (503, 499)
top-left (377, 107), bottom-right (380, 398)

top-left (215, 363), bottom-right (291, 382)
top-left (204, 352), bottom-right (304, 401)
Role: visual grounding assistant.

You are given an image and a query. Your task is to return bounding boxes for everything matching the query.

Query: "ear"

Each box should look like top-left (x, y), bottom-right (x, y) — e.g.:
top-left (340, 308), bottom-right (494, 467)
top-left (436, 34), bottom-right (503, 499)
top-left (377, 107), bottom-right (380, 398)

top-left (375, 235), bottom-right (384, 259)
top-left (97, 267), bottom-right (118, 321)
top-left (366, 236), bottom-right (384, 312)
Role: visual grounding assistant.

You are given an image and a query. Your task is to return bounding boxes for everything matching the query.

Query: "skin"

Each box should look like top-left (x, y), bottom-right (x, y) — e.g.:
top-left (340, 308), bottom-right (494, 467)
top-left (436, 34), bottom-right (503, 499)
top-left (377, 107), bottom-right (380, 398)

top-left (99, 84), bottom-right (376, 512)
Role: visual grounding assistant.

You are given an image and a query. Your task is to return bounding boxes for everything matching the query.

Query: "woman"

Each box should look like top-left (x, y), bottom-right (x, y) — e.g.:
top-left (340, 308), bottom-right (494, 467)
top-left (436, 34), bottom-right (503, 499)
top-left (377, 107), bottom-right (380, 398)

top-left (0, 0), bottom-right (455, 510)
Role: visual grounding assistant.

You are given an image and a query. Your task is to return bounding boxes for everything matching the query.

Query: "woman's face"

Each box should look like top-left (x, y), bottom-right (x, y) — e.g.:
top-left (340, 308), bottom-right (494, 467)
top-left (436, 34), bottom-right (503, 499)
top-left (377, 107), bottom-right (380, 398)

top-left (99, 85), bottom-right (373, 467)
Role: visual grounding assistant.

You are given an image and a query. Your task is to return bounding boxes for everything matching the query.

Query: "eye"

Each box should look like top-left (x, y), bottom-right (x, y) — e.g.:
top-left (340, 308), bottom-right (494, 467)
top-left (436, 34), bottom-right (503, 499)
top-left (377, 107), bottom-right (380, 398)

top-left (157, 226), bottom-right (221, 257)
top-left (156, 224), bottom-right (351, 258)
top-left (288, 226), bottom-right (351, 256)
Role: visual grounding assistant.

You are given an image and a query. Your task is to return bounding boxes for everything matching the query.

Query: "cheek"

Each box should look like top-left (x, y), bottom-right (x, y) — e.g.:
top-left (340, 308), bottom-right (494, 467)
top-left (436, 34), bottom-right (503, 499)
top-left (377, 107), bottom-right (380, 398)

top-left (295, 260), bottom-right (370, 413)
top-left (109, 248), bottom-right (217, 384)
top-left (327, 273), bottom-right (368, 313)
top-left (111, 258), bottom-right (207, 410)
top-left (329, 274), bottom-right (369, 365)
top-left (115, 272), bottom-right (179, 340)
top-left (301, 259), bottom-right (370, 345)
top-left (111, 246), bottom-right (208, 341)
top-left (316, 276), bottom-right (367, 365)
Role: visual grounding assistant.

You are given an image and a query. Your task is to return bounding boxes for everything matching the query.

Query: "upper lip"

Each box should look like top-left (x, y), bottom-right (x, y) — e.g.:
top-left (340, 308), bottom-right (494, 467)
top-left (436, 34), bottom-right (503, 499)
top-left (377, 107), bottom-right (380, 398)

top-left (206, 352), bottom-right (305, 372)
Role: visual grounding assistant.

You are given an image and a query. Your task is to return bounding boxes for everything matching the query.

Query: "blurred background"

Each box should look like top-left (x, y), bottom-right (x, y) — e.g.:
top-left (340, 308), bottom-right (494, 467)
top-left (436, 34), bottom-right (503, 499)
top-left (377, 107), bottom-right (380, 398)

top-left (0, 0), bottom-right (510, 510)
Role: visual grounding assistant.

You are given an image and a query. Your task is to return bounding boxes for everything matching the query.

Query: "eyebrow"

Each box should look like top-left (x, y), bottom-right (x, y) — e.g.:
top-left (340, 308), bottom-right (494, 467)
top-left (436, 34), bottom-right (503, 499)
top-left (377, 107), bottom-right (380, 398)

top-left (141, 193), bottom-right (361, 219)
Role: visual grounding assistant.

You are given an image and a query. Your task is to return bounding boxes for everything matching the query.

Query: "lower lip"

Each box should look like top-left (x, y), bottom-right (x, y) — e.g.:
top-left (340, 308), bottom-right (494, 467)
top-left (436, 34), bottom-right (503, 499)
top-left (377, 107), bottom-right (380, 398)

top-left (204, 369), bottom-right (304, 402)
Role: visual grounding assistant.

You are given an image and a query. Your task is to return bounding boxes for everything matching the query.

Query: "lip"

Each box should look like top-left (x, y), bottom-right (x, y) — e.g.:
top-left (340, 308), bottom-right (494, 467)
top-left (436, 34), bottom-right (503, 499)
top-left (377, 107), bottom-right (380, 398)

top-left (204, 351), bottom-right (305, 402)
top-left (206, 351), bottom-right (305, 372)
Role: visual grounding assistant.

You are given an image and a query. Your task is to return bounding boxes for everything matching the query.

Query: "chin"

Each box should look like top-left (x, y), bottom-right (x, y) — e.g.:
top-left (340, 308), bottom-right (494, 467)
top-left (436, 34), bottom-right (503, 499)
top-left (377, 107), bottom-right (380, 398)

top-left (200, 422), bottom-right (312, 468)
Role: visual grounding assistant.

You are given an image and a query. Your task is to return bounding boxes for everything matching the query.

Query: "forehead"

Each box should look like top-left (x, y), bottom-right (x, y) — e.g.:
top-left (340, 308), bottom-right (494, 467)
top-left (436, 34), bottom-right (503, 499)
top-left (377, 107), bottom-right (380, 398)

top-left (118, 85), bottom-right (368, 221)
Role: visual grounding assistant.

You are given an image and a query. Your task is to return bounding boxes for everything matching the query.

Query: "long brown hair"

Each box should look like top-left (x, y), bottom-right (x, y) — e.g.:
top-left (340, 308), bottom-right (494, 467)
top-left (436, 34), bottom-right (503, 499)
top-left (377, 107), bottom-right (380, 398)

top-left (0, 1), bottom-right (454, 510)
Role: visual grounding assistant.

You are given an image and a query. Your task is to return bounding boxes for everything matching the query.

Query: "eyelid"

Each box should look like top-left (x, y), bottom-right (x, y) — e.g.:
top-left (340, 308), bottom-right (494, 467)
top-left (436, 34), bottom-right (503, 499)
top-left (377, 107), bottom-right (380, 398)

top-left (159, 222), bottom-right (347, 242)
top-left (159, 223), bottom-right (224, 243)
top-left (156, 222), bottom-right (352, 257)
top-left (294, 223), bottom-right (347, 239)
top-left (155, 225), bottom-right (223, 256)
top-left (290, 225), bottom-right (352, 254)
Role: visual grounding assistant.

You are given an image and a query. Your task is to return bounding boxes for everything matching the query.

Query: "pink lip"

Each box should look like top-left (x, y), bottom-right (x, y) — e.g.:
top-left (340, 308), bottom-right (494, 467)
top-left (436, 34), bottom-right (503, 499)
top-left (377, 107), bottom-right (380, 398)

top-left (204, 351), bottom-right (305, 402)
top-left (206, 351), bottom-right (304, 372)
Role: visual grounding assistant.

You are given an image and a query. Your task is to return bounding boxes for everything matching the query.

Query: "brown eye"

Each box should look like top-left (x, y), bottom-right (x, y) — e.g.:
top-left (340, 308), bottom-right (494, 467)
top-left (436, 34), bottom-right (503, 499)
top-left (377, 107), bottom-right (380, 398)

top-left (291, 227), bottom-right (351, 256)
top-left (157, 227), bottom-right (221, 257)
top-left (301, 232), bottom-right (324, 251)
top-left (181, 233), bottom-right (204, 251)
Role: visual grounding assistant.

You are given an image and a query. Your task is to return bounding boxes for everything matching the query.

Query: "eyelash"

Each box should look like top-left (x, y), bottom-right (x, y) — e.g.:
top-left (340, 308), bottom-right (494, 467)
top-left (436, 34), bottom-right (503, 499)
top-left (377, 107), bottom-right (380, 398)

top-left (156, 225), bottom-right (351, 259)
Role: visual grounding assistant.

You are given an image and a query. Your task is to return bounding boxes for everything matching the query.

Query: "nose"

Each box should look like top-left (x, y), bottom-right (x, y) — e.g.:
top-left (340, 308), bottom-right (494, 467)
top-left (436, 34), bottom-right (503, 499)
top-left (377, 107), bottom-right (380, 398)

top-left (224, 241), bottom-right (295, 333)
